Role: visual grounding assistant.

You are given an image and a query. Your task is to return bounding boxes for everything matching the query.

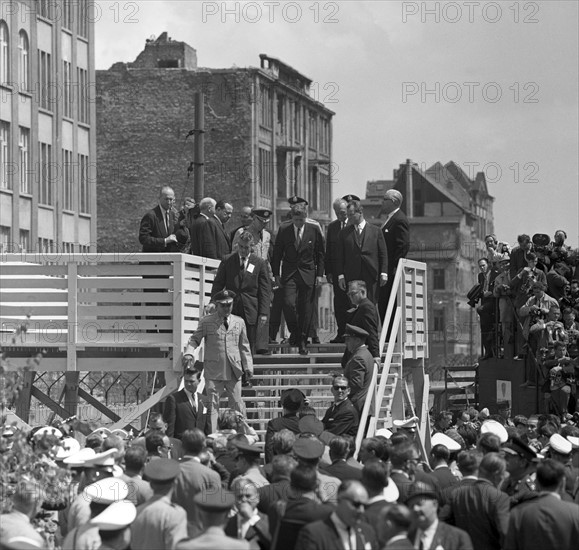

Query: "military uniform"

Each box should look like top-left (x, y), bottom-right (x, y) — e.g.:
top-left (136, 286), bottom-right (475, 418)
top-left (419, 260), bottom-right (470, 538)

top-left (503, 471), bottom-right (537, 507)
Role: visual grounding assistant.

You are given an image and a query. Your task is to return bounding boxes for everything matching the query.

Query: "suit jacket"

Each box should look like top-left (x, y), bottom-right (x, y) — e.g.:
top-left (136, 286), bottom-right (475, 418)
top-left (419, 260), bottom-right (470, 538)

top-left (384, 535), bottom-right (414, 550)
top-left (225, 512), bottom-right (270, 549)
top-left (322, 399), bottom-right (359, 437)
top-left (337, 222), bottom-right (387, 282)
top-left (185, 313), bottom-right (253, 381)
top-left (172, 457), bottom-right (222, 538)
top-left (345, 298), bottom-right (381, 359)
top-left (409, 520), bottom-right (473, 550)
top-left (212, 253), bottom-right (271, 325)
top-left (119, 473), bottom-right (154, 506)
top-left (325, 219), bottom-right (346, 277)
top-left (163, 389), bottom-right (210, 438)
top-left (272, 222), bottom-right (325, 286)
top-left (295, 515), bottom-right (378, 550)
top-left (264, 413), bottom-right (301, 463)
top-left (210, 215), bottom-right (232, 260)
top-left (447, 478), bottom-right (510, 550)
top-left (189, 213), bottom-right (219, 259)
top-left (430, 466), bottom-right (459, 491)
top-left (175, 525), bottom-right (250, 550)
top-left (381, 210), bottom-right (410, 278)
top-left (258, 479), bottom-right (291, 514)
top-left (139, 205), bottom-right (181, 252)
top-left (320, 459), bottom-right (362, 482)
top-left (504, 492), bottom-right (579, 550)
top-left (343, 345), bottom-right (375, 412)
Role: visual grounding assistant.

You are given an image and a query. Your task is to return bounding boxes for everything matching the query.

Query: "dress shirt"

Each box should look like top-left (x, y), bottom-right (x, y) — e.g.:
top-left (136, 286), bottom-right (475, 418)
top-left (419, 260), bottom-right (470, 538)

top-left (160, 206), bottom-right (171, 233)
top-left (331, 512), bottom-right (357, 550)
top-left (239, 255), bottom-right (247, 270)
top-left (183, 388), bottom-right (198, 411)
top-left (356, 220), bottom-right (367, 233)
top-left (237, 510), bottom-right (261, 538)
top-left (294, 225), bottom-right (304, 243)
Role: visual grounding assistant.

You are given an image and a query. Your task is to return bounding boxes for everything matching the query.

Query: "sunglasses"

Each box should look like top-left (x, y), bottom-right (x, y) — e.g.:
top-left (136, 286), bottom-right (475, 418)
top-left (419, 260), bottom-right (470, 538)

top-left (346, 499), bottom-right (366, 509)
top-left (333, 385), bottom-right (348, 391)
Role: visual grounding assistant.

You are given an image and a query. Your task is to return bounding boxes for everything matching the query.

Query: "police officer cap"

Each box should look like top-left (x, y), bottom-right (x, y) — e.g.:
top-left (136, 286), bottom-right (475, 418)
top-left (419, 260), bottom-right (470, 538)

top-left (281, 388), bottom-right (305, 411)
top-left (194, 489), bottom-right (236, 511)
top-left (393, 416), bottom-right (419, 429)
top-left (34, 426), bottom-right (63, 439)
top-left (532, 233), bottom-right (550, 247)
top-left (342, 194), bottom-right (361, 202)
top-left (83, 477), bottom-right (129, 504)
top-left (235, 441), bottom-right (262, 457)
top-left (405, 481), bottom-right (437, 504)
top-left (501, 436), bottom-right (537, 462)
top-left (252, 208), bottom-right (272, 221)
top-left (89, 427), bottom-right (111, 439)
top-left (480, 420), bottom-right (509, 444)
top-left (89, 501), bottom-right (137, 531)
top-left (293, 437), bottom-right (325, 460)
top-left (83, 448), bottom-right (118, 468)
top-left (549, 433), bottom-right (572, 455)
top-left (288, 196), bottom-right (308, 206)
top-left (144, 458), bottom-right (181, 482)
top-left (431, 432), bottom-right (462, 452)
top-left (55, 437), bottom-right (81, 460)
top-left (344, 324), bottom-right (369, 340)
top-left (213, 289), bottom-right (236, 303)
top-left (63, 447), bottom-right (96, 467)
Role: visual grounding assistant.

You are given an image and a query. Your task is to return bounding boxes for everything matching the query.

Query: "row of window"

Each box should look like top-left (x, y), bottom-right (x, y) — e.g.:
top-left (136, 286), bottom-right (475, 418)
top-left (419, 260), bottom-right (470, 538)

top-left (37, 0), bottom-right (89, 38)
top-left (0, 120), bottom-right (90, 212)
top-left (0, 22), bottom-right (90, 123)
top-left (0, 229), bottom-right (90, 255)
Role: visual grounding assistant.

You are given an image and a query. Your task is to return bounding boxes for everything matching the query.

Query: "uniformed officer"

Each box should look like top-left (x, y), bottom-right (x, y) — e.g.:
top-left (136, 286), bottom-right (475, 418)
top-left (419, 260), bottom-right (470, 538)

top-left (175, 490), bottom-right (250, 549)
top-left (547, 433), bottom-right (579, 501)
top-left (90, 500), bottom-right (137, 550)
top-left (233, 441), bottom-right (269, 488)
top-left (130, 458), bottom-right (187, 550)
top-left (501, 436), bottom-right (538, 507)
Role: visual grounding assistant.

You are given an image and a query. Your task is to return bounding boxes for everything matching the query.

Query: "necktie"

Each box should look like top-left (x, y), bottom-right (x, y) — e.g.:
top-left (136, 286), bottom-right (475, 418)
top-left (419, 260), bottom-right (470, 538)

top-left (355, 225), bottom-right (361, 245)
top-left (165, 211), bottom-right (171, 233)
top-left (223, 317), bottom-right (229, 331)
top-left (240, 257), bottom-right (246, 272)
top-left (296, 227), bottom-right (301, 248)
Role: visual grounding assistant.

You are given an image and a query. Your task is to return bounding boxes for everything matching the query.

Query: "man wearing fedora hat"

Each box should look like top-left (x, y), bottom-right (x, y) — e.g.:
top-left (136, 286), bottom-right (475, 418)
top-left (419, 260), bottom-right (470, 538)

top-left (183, 289), bottom-right (253, 433)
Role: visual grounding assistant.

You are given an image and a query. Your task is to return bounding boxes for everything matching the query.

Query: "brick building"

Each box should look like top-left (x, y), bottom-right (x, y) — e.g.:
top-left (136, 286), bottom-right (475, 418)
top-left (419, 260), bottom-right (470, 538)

top-left (0, 0), bottom-right (96, 255)
top-left (363, 159), bottom-right (495, 361)
top-left (96, 32), bottom-right (334, 253)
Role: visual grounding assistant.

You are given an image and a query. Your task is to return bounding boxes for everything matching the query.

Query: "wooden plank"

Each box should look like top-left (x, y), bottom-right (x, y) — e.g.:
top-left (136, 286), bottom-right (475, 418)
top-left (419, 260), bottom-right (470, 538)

top-left (0, 278), bottom-right (68, 289)
top-left (77, 278), bottom-right (172, 289)
top-left (0, 292), bottom-right (68, 302)
top-left (77, 388), bottom-right (121, 421)
top-left (75, 291), bottom-right (177, 303)
top-left (77, 319), bottom-right (174, 331)
top-left (0, 319), bottom-right (68, 330)
top-left (183, 280), bottom-right (201, 292)
top-left (75, 358), bottom-right (173, 371)
top-left (77, 264), bottom-right (174, 277)
top-left (0, 265), bottom-right (66, 276)
top-left (30, 386), bottom-right (70, 418)
top-left (0, 305), bottom-right (68, 316)
top-left (64, 372), bottom-right (80, 415)
top-left (78, 305), bottom-right (173, 316)
top-left (14, 370), bottom-right (35, 422)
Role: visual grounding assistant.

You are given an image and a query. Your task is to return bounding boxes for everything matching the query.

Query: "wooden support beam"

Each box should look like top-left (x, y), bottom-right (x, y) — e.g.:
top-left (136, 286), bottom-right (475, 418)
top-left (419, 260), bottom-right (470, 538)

top-left (30, 386), bottom-right (70, 419)
top-left (15, 370), bottom-right (35, 422)
top-left (77, 388), bottom-right (121, 422)
top-left (64, 372), bottom-right (80, 417)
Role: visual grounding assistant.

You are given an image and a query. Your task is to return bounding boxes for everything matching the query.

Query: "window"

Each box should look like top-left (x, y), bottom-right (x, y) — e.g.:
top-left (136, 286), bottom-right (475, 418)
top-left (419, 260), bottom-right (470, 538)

top-left (319, 171), bottom-right (330, 213)
top-left (259, 84), bottom-right (272, 128)
top-left (0, 120), bottom-right (10, 189)
top-left (19, 127), bottom-right (30, 194)
top-left (77, 67), bottom-right (89, 123)
top-left (0, 21), bottom-right (9, 85)
top-left (63, 60), bottom-right (73, 118)
top-left (308, 112), bottom-right (318, 150)
top-left (320, 118), bottom-right (330, 155)
top-left (277, 95), bottom-right (285, 134)
top-left (38, 237), bottom-right (54, 253)
top-left (309, 166), bottom-right (318, 210)
top-left (38, 50), bottom-right (52, 111)
top-left (39, 141), bottom-right (52, 205)
top-left (77, 1), bottom-right (88, 38)
top-left (433, 268), bottom-right (446, 290)
top-left (258, 148), bottom-right (273, 198)
top-left (19, 229), bottom-right (29, 252)
top-left (0, 226), bottom-right (11, 253)
top-left (78, 153), bottom-right (89, 213)
top-left (63, 241), bottom-right (74, 254)
top-left (62, 0), bottom-right (73, 31)
top-left (18, 30), bottom-right (29, 91)
top-left (62, 148), bottom-right (73, 210)
top-left (293, 102), bottom-right (301, 143)
top-left (38, 1), bottom-right (53, 20)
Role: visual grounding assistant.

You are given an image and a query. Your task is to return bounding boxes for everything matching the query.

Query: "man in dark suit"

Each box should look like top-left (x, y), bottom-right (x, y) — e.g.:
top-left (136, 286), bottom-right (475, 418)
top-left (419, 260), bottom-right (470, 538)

top-left (504, 459), bottom-right (579, 550)
top-left (378, 504), bottom-right (414, 550)
top-left (320, 436), bottom-right (363, 482)
top-left (163, 369), bottom-right (210, 439)
top-left (138, 186), bottom-right (183, 252)
top-left (210, 200), bottom-right (233, 260)
top-left (212, 231), bottom-right (271, 353)
top-left (342, 324), bottom-right (376, 414)
top-left (264, 388), bottom-right (305, 463)
top-left (189, 197), bottom-right (218, 258)
top-left (378, 189), bottom-right (410, 321)
top-left (344, 280), bottom-right (381, 361)
top-left (337, 199), bottom-right (387, 304)
top-left (322, 375), bottom-right (359, 437)
top-left (131, 412), bottom-right (184, 460)
top-left (325, 198), bottom-right (350, 343)
top-left (272, 197), bottom-right (325, 355)
top-left (406, 482), bottom-right (473, 550)
top-left (294, 479), bottom-right (378, 550)
top-left (446, 452), bottom-right (510, 550)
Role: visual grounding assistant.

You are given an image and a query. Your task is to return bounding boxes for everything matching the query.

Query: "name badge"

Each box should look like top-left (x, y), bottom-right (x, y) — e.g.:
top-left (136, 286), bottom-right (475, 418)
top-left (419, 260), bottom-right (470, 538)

top-left (247, 264), bottom-right (255, 274)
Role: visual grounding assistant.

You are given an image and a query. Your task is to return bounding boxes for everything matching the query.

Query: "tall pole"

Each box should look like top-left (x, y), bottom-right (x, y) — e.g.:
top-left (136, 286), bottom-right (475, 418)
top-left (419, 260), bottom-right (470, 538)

top-left (194, 92), bottom-right (205, 202)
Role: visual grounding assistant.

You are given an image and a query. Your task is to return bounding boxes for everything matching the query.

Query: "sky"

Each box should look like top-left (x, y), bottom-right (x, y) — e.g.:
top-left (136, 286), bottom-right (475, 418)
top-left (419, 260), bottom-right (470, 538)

top-left (94, 1), bottom-right (579, 247)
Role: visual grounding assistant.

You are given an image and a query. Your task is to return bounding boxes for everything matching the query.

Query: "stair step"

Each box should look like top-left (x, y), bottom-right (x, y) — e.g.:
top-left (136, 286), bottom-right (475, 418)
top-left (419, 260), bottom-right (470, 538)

top-left (253, 363), bottom-right (343, 370)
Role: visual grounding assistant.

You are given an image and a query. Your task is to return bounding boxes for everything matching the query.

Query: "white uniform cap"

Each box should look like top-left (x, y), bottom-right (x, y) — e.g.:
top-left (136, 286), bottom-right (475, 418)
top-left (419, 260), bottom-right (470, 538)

top-left (89, 500), bottom-right (136, 531)
top-left (55, 437), bottom-right (81, 460)
top-left (480, 420), bottom-right (508, 444)
top-left (89, 427), bottom-right (111, 439)
top-left (1, 536), bottom-right (44, 549)
top-left (63, 447), bottom-right (96, 466)
top-left (34, 426), bottom-right (63, 439)
top-left (110, 428), bottom-right (129, 439)
top-left (393, 416), bottom-right (418, 429)
top-left (83, 448), bottom-right (118, 468)
top-left (431, 432), bottom-right (462, 451)
top-left (83, 477), bottom-right (129, 504)
top-left (567, 435), bottom-right (579, 449)
top-left (375, 428), bottom-right (393, 439)
top-left (550, 433), bottom-right (572, 455)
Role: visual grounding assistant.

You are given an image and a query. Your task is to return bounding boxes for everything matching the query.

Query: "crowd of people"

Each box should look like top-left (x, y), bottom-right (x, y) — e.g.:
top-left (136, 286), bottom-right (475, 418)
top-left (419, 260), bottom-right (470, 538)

top-left (2, 399), bottom-right (579, 549)
top-left (471, 231), bottom-right (579, 416)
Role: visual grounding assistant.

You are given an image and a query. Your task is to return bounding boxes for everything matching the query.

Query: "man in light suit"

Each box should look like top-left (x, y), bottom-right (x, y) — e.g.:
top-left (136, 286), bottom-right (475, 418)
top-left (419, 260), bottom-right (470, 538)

top-left (337, 199), bottom-right (388, 304)
top-left (407, 482), bottom-right (473, 550)
top-left (272, 197), bottom-right (325, 355)
top-left (183, 290), bottom-right (253, 433)
top-left (294, 480), bottom-right (378, 550)
top-left (212, 231), bottom-right (271, 354)
top-left (175, 488), bottom-right (249, 549)
top-left (163, 370), bottom-right (210, 438)
top-left (138, 186), bottom-right (183, 252)
top-left (378, 189), bottom-right (410, 321)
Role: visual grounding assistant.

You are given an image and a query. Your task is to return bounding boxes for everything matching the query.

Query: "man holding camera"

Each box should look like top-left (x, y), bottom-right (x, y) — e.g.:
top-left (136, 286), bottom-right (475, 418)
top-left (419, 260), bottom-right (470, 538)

top-left (183, 290), bottom-right (253, 434)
